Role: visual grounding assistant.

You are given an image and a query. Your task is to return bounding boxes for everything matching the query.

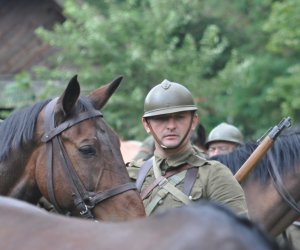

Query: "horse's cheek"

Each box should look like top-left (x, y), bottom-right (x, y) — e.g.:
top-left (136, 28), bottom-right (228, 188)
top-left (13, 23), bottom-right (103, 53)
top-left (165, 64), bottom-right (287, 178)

top-left (33, 147), bottom-right (48, 192)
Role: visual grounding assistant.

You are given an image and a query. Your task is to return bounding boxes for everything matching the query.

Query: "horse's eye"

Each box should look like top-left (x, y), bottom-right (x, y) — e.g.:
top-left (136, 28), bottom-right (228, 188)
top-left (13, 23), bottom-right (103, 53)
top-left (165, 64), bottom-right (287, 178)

top-left (79, 145), bottom-right (96, 156)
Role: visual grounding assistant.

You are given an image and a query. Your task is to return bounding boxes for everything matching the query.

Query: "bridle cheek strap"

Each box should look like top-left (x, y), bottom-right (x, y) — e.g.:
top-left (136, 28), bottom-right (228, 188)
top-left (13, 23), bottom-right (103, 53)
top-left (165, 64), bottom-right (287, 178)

top-left (41, 98), bottom-right (137, 219)
top-left (41, 98), bottom-right (101, 218)
top-left (267, 151), bottom-right (300, 214)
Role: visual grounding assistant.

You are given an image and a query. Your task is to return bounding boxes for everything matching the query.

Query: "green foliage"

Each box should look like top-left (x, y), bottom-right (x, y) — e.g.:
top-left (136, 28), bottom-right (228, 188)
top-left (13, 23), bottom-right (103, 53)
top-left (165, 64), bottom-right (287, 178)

top-left (264, 0), bottom-right (300, 55)
top-left (30, 0), bottom-right (234, 139)
top-left (7, 0), bottom-right (300, 140)
top-left (266, 64), bottom-right (300, 119)
top-left (262, 0), bottom-right (300, 130)
top-left (4, 72), bottom-right (36, 108)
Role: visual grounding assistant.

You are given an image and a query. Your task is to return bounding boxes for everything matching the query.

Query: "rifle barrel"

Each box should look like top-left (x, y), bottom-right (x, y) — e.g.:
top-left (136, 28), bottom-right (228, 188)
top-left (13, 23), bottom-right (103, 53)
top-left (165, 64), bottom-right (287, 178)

top-left (234, 117), bottom-right (292, 183)
top-left (234, 137), bottom-right (273, 182)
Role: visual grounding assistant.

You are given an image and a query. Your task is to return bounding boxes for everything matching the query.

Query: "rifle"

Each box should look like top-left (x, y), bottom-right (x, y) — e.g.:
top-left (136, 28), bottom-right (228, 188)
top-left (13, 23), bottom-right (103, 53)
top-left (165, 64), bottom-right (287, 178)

top-left (234, 117), bottom-right (292, 183)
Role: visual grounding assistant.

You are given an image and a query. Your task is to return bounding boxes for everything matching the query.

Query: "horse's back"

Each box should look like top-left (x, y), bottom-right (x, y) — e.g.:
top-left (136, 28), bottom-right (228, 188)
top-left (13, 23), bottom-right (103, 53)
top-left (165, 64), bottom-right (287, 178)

top-left (0, 196), bottom-right (281, 250)
top-left (171, 203), bottom-right (279, 250)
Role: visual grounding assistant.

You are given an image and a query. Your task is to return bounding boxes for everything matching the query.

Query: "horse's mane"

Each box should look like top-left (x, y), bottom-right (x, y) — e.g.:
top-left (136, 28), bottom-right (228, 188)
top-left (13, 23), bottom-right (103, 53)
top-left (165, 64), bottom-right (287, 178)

top-left (0, 100), bottom-right (50, 161)
top-left (211, 128), bottom-right (300, 183)
top-left (0, 96), bottom-right (97, 162)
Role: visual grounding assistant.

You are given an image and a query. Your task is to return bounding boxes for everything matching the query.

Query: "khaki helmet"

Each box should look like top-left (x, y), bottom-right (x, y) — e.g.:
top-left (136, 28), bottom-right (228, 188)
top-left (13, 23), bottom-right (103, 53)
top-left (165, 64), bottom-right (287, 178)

top-left (143, 79), bottom-right (197, 118)
top-left (206, 122), bottom-right (244, 146)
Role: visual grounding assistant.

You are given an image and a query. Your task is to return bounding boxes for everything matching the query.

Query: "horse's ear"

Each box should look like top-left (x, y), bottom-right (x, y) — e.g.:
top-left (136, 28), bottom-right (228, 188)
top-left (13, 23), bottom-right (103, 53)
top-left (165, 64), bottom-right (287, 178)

top-left (56, 75), bottom-right (80, 117)
top-left (88, 76), bottom-right (123, 110)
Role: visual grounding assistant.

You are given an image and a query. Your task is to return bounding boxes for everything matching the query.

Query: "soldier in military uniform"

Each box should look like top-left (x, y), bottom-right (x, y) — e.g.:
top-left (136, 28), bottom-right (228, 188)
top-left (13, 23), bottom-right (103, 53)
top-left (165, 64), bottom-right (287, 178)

top-left (206, 122), bottom-right (244, 157)
top-left (127, 79), bottom-right (248, 216)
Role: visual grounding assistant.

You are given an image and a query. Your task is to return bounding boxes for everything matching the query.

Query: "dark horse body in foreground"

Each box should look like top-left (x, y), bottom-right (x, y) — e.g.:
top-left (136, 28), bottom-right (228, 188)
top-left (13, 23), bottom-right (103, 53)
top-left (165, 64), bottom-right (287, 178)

top-left (211, 129), bottom-right (300, 236)
top-left (0, 196), bottom-right (283, 250)
top-left (0, 76), bottom-right (145, 221)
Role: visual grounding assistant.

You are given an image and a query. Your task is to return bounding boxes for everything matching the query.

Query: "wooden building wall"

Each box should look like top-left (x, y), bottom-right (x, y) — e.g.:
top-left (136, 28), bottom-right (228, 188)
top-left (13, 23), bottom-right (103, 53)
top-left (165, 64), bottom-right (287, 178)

top-left (0, 0), bottom-right (65, 74)
top-left (0, 0), bottom-right (65, 117)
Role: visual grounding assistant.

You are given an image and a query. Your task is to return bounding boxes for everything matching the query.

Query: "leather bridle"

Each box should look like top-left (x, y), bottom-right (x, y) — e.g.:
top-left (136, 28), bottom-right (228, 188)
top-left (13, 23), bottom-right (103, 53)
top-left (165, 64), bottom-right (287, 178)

top-left (267, 151), bottom-right (300, 214)
top-left (41, 98), bottom-right (137, 219)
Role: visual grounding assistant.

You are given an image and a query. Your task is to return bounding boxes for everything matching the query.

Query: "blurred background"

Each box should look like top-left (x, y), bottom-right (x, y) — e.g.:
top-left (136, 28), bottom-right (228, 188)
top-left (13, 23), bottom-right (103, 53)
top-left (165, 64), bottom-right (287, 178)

top-left (0, 0), bottom-right (299, 141)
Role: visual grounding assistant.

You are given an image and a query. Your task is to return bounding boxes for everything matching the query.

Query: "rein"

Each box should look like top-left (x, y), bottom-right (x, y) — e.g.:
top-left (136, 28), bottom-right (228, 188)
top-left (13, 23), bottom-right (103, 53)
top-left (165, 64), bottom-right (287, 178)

top-left (267, 151), bottom-right (300, 214)
top-left (41, 98), bottom-right (137, 219)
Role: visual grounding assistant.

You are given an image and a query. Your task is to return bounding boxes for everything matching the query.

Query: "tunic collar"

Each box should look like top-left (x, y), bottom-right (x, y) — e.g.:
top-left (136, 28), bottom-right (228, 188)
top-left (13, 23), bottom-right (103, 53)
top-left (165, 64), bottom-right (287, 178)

top-left (154, 145), bottom-right (208, 172)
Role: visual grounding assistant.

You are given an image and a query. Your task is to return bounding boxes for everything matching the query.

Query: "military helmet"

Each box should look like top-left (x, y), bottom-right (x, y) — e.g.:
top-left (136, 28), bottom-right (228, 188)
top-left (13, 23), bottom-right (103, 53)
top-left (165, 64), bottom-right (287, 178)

top-left (143, 79), bottom-right (197, 118)
top-left (206, 122), bottom-right (244, 146)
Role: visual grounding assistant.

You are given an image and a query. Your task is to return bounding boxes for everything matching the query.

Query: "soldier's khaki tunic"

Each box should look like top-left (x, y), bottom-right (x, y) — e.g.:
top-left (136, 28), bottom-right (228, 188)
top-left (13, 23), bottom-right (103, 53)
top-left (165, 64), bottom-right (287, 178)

top-left (127, 145), bottom-right (248, 216)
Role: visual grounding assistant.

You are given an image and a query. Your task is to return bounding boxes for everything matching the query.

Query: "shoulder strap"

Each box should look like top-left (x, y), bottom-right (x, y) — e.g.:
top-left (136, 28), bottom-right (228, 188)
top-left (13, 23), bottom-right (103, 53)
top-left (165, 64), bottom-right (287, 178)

top-left (145, 172), bottom-right (190, 215)
top-left (183, 167), bottom-right (198, 196)
top-left (136, 157), bottom-right (153, 191)
top-left (138, 159), bottom-right (200, 198)
top-left (141, 164), bottom-right (194, 200)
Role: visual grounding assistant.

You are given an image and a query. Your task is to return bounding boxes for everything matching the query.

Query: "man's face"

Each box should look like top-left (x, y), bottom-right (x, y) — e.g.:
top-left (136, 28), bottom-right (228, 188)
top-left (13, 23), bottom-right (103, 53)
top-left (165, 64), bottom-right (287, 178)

top-left (207, 141), bottom-right (238, 157)
top-left (142, 111), bottom-right (198, 149)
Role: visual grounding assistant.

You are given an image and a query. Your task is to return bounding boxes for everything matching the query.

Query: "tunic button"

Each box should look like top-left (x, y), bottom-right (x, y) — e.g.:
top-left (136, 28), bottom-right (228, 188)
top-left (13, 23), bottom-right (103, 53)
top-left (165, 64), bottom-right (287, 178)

top-left (158, 200), bottom-right (163, 205)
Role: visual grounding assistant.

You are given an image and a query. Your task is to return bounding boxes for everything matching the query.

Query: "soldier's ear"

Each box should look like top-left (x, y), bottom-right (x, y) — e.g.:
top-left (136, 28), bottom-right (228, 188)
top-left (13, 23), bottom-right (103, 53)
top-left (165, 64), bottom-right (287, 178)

top-left (192, 113), bottom-right (199, 130)
top-left (142, 118), bottom-right (151, 133)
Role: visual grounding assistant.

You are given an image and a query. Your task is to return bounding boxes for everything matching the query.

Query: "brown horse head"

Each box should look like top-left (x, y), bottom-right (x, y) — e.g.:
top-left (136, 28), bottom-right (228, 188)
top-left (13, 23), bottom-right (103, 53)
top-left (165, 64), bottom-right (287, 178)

top-left (211, 130), bottom-right (300, 236)
top-left (0, 75), bottom-right (145, 221)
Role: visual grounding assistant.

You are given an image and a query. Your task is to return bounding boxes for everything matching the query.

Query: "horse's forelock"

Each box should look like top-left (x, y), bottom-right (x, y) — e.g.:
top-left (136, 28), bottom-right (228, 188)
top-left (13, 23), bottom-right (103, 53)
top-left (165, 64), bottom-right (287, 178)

top-left (78, 96), bottom-right (96, 112)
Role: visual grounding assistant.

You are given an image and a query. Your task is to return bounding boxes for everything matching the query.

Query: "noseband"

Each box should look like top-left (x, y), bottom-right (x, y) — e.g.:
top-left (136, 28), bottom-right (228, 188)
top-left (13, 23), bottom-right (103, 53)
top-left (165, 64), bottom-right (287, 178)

top-left (41, 98), bottom-right (137, 219)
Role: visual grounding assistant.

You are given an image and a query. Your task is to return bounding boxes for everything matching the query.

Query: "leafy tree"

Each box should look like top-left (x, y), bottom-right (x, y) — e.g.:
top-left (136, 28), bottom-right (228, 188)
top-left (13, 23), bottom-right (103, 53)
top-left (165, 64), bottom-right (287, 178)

top-left (22, 0), bottom-right (231, 139)
top-left (263, 0), bottom-right (300, 123)
top-left (6, 0), bottom-right (300, 140)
